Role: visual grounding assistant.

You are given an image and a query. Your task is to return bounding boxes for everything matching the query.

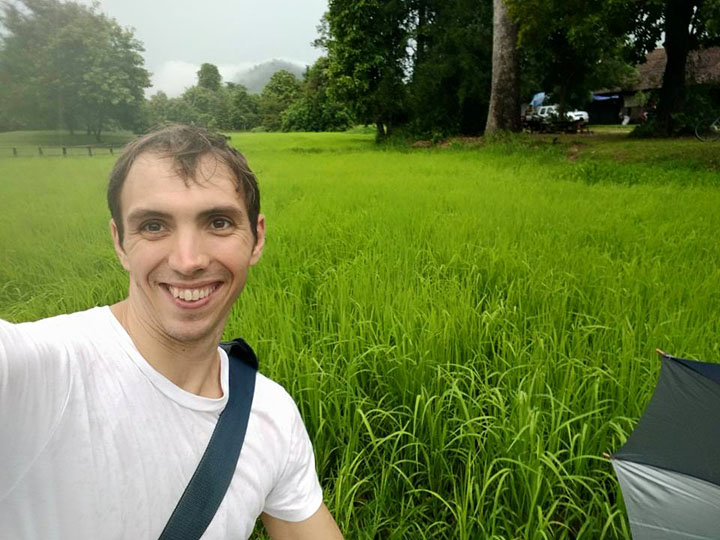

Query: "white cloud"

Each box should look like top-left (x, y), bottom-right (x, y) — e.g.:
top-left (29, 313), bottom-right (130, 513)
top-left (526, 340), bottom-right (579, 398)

top-left (217, 62), bottom-right (257, 87)
top-left (148, 61), bottom-right (199, 98)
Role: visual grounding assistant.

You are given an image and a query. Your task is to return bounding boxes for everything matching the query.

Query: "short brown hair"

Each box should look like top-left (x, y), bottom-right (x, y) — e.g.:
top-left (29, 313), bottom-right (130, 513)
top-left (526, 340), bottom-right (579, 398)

top-left (108, 124), bottom-right (260, 245)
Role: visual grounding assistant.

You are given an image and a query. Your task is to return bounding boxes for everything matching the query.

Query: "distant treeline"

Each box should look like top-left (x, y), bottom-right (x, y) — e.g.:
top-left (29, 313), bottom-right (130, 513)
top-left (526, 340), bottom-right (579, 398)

top-left (143, 61), bottom-right (353, 135)
top-left (2, 0), bottom-right (719, 140)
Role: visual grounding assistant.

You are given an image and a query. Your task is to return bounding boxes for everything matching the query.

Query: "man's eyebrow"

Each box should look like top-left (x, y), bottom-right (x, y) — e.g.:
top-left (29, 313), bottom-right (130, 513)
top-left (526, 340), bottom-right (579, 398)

top-left (197, 206), bottom-right (246, 220)
top-left (126, 208), bottom-right (173, 224)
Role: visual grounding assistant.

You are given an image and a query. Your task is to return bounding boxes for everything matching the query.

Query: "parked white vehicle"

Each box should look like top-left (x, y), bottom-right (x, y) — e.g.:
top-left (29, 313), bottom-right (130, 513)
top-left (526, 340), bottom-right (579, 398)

top-left (534, 105), bottom-right (589, 123)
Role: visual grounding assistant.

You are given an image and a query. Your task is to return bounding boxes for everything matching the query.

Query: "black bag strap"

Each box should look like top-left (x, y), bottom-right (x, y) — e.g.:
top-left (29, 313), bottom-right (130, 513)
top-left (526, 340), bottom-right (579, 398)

top-left (158, 339), bottom-right (258, 540)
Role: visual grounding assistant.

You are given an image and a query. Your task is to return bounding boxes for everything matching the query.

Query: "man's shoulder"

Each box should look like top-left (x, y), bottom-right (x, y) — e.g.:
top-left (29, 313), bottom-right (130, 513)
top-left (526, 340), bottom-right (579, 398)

top-left (249, 371), bottom-right (307, 432)
top-left (254, 372), bottom-right (299, 411)
top-left (1, 306), bottom-right (116, 355)
top-left (10, 306), bottom-right (111, 330)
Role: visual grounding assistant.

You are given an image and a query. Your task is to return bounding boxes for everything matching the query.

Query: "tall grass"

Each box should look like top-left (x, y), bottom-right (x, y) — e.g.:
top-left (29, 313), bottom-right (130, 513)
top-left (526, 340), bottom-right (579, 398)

top-left (1, 131), bottom-right (719, 538)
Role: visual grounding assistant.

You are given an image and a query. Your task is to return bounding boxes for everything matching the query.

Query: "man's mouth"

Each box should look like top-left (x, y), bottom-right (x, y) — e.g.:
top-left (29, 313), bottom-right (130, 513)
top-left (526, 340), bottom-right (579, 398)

top-left (166, 284), bottom-right (219, 303)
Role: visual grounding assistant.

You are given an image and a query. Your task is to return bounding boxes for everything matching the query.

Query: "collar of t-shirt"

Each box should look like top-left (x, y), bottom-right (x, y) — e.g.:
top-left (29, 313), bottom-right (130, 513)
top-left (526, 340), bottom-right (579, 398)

top-left (98, 305), bottom-right (230, 413)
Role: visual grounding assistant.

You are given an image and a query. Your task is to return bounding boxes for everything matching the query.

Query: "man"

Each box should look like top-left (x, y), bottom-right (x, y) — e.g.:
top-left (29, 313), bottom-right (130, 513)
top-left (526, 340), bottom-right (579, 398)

top-left (0, 125), bottom-right (343, 539)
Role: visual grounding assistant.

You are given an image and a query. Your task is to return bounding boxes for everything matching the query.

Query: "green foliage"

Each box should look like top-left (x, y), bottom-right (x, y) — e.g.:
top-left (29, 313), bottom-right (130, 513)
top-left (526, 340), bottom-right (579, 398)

top-left (281, 57), bottom-right (354, 132)
top-left (408, 0), bottom-right (494, 136)
top-left (235, 60), bottom-right (306, 94)
top-left (2, 132), bottom-right (720, 538)
top-left (506, 0), bottom-right (637, 111)
top-left (258, 70), bottom-right (302, 131)
top-left (143, 74), bottom-right (261, 132)
top-left (322, 0), bottom-right (409, 136)
top-left (226, 83), bottom-right (261, 131)
top-left (632, 84), bottom-right (720, 137)
top-left (197, 63), bottom-right (222, 91)
top-left (180, 85), bottom-right (231, 129)
top-left (0, 0), bottom-right (150, 138)
top-left (614, 0), bottom-right (720, 136)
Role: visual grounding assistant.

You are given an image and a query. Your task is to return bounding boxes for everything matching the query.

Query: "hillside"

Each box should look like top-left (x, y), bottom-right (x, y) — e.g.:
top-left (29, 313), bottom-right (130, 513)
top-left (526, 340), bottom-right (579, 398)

top-left (234, 59), bottom-right (306, 93)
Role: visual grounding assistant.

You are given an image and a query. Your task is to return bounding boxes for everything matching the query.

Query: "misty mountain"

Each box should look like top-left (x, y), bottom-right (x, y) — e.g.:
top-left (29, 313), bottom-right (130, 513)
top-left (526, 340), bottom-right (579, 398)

top-left (234, 59), bottom-right (307, 93)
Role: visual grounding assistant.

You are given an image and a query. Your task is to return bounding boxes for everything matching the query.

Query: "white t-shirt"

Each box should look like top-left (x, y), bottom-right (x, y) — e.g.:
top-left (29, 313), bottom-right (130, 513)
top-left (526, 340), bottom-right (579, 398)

top-left (0, 306), bottom-right (323, 539)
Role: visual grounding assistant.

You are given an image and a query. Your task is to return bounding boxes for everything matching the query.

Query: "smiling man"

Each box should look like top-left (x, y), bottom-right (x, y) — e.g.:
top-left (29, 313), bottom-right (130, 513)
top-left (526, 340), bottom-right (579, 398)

top-left (0, 125), bottom-right (342, 539)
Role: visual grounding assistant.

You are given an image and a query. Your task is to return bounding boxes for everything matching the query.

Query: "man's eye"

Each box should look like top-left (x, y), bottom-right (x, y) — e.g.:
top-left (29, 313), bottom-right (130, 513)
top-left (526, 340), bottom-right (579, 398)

top-left (141, 221), bottom-right (164, 233)
top-left (210, 218), bottom-right (232, 230)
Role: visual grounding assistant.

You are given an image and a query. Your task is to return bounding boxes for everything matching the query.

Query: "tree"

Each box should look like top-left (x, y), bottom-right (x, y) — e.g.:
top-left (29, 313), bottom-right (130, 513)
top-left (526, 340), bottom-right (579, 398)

top-left (144, 91), bottom-right (172, 128)
top-left (321, 0), bottom-right (409, 138)
top-left (226, 83), bottom-right (260, 131)
top-left (0, 0), bottom-right (150, 138)
top-left (197, 63), bottom-right (222, 91)
top-left (406, 0), bottom-right (494, 136)
top-left (506, 0), bottom-right (636, 115)
top-left (318, 0), bottom-right (498, 138)
top-left (282, 57), bottom-right (353, 132)
top-left (485, 0), bottom-right (520, 133)
top-left (630, 0), bottom-right (720, 136)
top-left (180, 86), bottom-right (230, 129)
top-left (258, 70), bottom-right (301, 131)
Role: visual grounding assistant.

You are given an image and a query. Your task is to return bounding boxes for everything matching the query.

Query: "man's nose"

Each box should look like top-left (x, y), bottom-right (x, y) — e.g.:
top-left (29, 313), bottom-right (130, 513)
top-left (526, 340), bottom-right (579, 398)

top-left (167, 228), bottom-right (210, 275)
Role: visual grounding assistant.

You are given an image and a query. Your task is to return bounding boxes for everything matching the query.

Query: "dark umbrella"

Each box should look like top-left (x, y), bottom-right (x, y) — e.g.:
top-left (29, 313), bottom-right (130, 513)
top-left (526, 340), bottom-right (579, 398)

top-left (610, 350), bottom-right (720, 539)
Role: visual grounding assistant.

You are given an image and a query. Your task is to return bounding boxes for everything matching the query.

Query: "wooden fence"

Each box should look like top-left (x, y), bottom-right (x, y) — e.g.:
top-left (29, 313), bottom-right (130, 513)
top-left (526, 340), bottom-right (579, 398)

top-left (0, 144), bottom-right (122, 158)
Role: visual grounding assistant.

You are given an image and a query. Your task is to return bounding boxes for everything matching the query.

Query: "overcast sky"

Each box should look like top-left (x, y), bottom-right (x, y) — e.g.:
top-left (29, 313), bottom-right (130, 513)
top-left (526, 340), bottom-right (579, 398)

top-left (87, 0), bottom-right (328, 97)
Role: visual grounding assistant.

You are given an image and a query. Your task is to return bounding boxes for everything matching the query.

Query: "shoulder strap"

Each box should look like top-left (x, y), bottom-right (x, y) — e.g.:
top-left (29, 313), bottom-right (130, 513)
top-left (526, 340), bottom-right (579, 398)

top-left (158, 339), bottom-right (258, 540)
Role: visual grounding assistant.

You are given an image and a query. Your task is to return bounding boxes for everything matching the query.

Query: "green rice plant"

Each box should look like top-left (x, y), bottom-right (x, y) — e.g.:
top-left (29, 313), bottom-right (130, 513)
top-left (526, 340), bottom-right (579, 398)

top-left (1, 131), bottom-right (719, 538)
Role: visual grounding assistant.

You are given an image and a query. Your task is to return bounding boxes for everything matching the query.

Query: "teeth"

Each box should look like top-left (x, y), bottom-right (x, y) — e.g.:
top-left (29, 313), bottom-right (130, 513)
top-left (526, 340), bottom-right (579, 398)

top-left (168, 285), bottom-right (216, 302)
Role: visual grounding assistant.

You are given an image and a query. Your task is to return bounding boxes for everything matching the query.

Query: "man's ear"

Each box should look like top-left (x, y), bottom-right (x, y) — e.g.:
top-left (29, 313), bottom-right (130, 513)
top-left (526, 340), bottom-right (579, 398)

top-left (110, 219), bottom-right (130, 271)
top-left (250, 214), bottom-right (266, 265)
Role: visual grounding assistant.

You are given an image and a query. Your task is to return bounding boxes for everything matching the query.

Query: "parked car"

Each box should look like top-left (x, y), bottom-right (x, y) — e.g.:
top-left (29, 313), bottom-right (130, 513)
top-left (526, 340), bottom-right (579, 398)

top-left (533, 105), bottom-right (589, 123)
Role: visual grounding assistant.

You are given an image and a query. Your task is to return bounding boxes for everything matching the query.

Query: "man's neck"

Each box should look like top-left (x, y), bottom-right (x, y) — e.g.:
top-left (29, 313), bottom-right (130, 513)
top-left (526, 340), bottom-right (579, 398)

top-left (110, 301), bottom-right (224, 398)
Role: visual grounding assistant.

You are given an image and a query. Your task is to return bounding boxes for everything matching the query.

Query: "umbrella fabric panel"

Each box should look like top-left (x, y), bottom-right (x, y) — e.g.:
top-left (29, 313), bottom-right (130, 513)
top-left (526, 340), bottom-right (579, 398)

top-left (613, 460), bottom-right (720, 539)
top-left (614, 357), bottom-right (720, 486)
top-left (674, 356), bottom-right (720, 386)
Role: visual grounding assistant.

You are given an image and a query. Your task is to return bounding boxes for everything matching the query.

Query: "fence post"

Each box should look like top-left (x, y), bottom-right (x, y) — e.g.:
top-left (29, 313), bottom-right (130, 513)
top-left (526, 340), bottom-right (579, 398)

top-left (87, 146), bottom-right (92, 157)
top-left (109, 146), bottom-right (113, 155)
top-left (62, 147), bottom-right (67, 157)
top-left (38, 147), bottom-right (43, 156)
top-left (13, 147), bottom-right (17, 157)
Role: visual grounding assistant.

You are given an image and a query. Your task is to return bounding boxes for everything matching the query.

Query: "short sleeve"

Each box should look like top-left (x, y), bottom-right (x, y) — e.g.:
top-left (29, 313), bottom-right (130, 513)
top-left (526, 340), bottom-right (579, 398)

top-left (0, 318), bottom-right (73, 498)
top-left (261, 400), bottom-right (323, 522)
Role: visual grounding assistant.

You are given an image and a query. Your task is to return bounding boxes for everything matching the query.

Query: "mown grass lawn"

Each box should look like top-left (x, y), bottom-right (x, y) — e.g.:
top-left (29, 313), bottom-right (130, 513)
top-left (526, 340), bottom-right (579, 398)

top-left (1, 129), bottom-right (719, 539)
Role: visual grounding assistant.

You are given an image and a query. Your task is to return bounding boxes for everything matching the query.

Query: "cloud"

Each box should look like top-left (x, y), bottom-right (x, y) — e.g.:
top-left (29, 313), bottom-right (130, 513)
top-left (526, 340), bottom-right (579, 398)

top-left (148, 61), bottom-right (198, 98)
top-left (217, 62), bottom-right (257, 86)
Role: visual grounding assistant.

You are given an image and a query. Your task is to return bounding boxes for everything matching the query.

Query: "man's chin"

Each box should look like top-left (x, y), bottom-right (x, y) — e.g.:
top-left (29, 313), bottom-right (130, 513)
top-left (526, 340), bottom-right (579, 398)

top-left (161, 322), bottom-right (220, 345)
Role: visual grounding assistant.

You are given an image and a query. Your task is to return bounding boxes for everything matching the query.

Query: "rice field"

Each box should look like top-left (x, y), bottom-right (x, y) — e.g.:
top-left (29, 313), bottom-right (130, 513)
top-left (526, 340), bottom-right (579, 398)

top-left (1, 131), bottom-right (719, 539)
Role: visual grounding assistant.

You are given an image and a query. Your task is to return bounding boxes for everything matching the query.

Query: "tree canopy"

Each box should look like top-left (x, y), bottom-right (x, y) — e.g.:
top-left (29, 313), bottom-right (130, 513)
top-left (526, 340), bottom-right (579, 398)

top-left (258, 70), bottom-right (302, 131)
top-left (282, 57), bottom-right (354, 132)
top-left (3, 0), bottom-right (720, 139)
top-left (321, 0), bottom-right (410, 137)
top-left (197, 63), bottom-right (222, 91)
top-left (0, 0), bottom-right (150, 138)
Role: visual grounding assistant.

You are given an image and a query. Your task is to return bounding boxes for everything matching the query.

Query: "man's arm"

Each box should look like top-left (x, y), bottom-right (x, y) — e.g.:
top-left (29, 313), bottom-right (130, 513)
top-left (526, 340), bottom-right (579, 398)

top-left (0, 318), bottom-right (73, 496)
top-left (261, 504), bottom-right (343, 540)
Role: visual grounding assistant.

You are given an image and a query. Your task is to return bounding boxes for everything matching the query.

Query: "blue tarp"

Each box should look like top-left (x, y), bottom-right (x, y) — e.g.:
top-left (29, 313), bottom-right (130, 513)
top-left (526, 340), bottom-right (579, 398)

top-left (530, 92), bottom-right (546, 107)
top-left (592, 94), bottom-right (620, 101)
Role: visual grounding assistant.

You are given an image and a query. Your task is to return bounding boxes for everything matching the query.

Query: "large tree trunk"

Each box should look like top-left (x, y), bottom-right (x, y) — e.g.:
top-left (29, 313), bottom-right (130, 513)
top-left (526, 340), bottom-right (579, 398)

top-left (485, 0), bottom-right (521, 134)
top-left (655, 0), bottom-right (696, 136)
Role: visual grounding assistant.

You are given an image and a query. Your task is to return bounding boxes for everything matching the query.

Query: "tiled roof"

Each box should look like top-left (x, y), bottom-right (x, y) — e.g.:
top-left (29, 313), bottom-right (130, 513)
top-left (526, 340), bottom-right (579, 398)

top-left (597, 47), bottom-right (720, 93)
top-left (688, 47), bottom-right (720, 85)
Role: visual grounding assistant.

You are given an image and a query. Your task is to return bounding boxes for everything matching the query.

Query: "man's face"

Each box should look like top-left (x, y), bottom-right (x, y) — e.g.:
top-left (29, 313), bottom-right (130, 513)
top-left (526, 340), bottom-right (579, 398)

top-left (110, 152), bottom-right (265, 344)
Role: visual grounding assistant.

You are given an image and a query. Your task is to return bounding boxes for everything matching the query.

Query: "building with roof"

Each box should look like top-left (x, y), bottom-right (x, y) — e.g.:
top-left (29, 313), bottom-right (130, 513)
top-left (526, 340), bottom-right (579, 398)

top-left (591, 47), bottom-right (720, 124)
